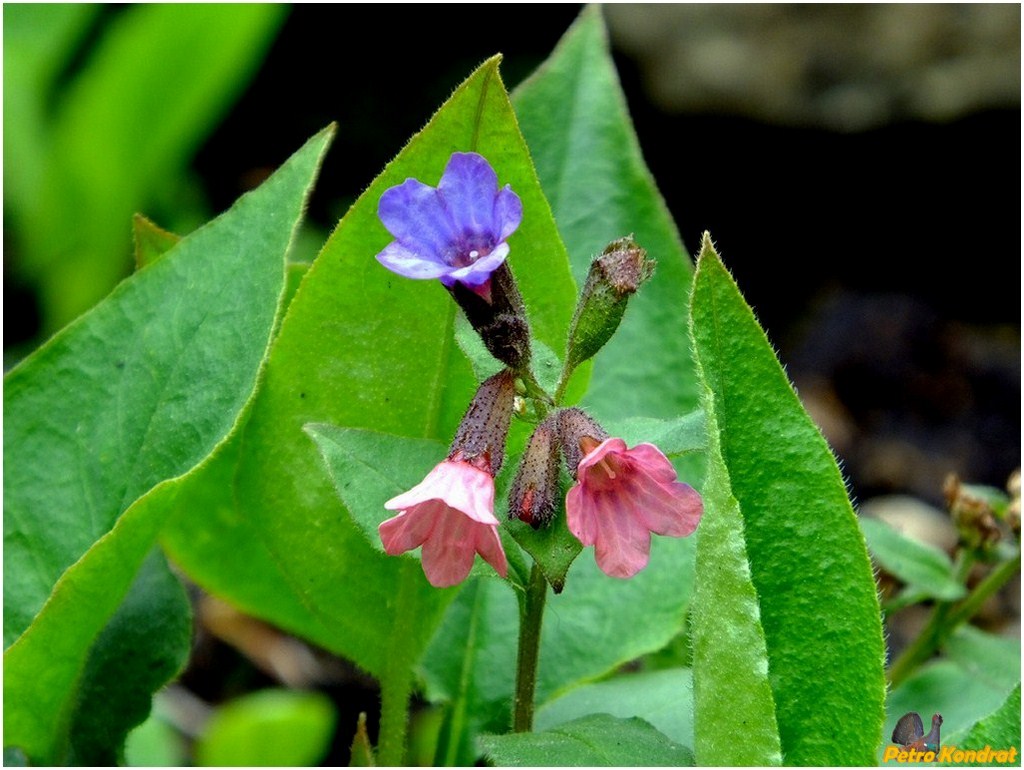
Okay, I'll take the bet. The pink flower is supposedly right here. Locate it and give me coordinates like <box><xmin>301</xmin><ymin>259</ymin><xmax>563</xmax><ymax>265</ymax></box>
<box><xmin>379</xmin><ymin>459</ymin><xmax>508</xmax><ymax>587</ymax></box>
<box><xmin>566</xmin><ymin>437</ymin><xmax>703</xmax><ymax>578</ymax></box>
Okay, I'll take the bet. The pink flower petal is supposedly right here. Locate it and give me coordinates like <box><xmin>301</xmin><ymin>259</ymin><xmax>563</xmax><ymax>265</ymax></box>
<box><xmin>420</xmin><ymin>506</ymin><xmax>479</xmax><ymax>587</ymax></box>
<box><xmin>624</xmin><ymin>443</ymin><xmax>679</xmax><ymax>484</ymax></box>
<box><xmin>565</xmin><ymin>435</ymin><xmax>703</xmax><ymax>579</ymax></box>
<box><xmin>590</xmin><ymin>491</ymin><xmax>652</xmax><ymax>578</ymax></box>
<box><xmin>378</xmin><ymin>500</ymin><xmax>438</xmax><ymax>554</ymax></box>
<box><xmin>384</xmin><ymin>461</ymin><xmax>497</xmax><ymax>525</ymax></box>
<box><xmin>379</xmin><ymin>459</ymin><xmax>507</xmax><ymax>587</ymax></box>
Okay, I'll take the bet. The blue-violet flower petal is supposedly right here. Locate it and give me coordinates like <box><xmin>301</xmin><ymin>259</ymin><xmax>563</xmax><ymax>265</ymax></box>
<box><xmin>376</xmin><ymin>152</ymin><xmax>522</xmax><ymax>288</ymax></box>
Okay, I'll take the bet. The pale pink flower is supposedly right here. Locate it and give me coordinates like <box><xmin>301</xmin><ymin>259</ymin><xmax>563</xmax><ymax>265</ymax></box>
<box><xmin>379</xmin><ymin>459</ymin><xmax>508</xmax><ymax>587</ymax></box>
<box><xmin>566</xmin><ymin>437</ymin><xmax>703</xmax><ymax>578</ymax></box>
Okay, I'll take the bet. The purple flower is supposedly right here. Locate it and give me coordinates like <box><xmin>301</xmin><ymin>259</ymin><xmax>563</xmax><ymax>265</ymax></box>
<box><xmin>377</xmin><ymin>152</ymin><xmax>523</xmax><ymax>291</ymax></box>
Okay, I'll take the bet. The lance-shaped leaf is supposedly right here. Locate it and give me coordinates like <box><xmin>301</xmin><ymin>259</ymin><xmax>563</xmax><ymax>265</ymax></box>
<box><xmin>689</xmin><ymin>233</ymin><xmax>886</xmax><ymax>764</ymax></box>
<box><xmin>690</xmin><ymin>387</ymin><xmax>782</xmax><ymax>765</ymax></box>
<box><xmin>2</xmin><ymin>127</ymin><xmax>332</xmax><ymax>763</ymax></box>
<box><xmin>513</xmin><ymin>5</ymin><xmax>699</xmax><ymax>421</ymax></box>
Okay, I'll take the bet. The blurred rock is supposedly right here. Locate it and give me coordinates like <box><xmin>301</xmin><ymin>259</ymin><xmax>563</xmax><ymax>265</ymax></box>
<box><xmin>859</xmin><ymin>494</ymin><xmax>958</xmax><ymax>553</ymax></box>
<box><xmin>606</xmin><ymin>4</ymin><xmax>1020</xmax><ymax>130</ymax></box>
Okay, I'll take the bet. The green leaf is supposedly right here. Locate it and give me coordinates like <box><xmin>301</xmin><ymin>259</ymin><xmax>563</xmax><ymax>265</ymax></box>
<box><xmin>689</xmin><ymin>234</ymin><xmax>886</xmax><ymax>764</ymax></box>
<box><xmin>943</xmin><ymin>626</ymin><xmax>1021</xmax><ymax>689</ymax></box>
<box><xmin>480</xmin><ymin>713</ymin><xmax>694</xmax><ymax>767</ymax></box>
<box><xmin>421</xmin><ymin>535</ymin><xmax>697</xmax><ymax>741</ymax></box>
<box><xmin>194</xmin><ymin>690</ymin><xmax>337</xmax><ymax>767</ymax></box>
<box><xmin>428</xmin><ymin>580</ymin><xmax>494</xmax><ymax>767</ymax></box>
<box><xmin>308</xmin><ymin>425</ymin><xmax>531</xmax><ymax>591</ymax></box>
<box><xmin>513</xmin><ymin>5</ymin><xmax>699</xmax><ymax>421</ymax></box>
<box><xmin>66</xmin><ymin>549</ymin><xmax>191</xmax><ymax>765</ymax></box>
<box><xmin>18</xmin><ymin>4</ymin><xmax>286</xmax><ymax>330</ymax></box>
<box><xmin>939</xmin><ymin>684</ymin><xmax>1021</xmax><ymax>766</ymax></box>
<box><xmin>860</xmin><ymin>517</ymin><xmax>966</xmax><ymax>601</ymax></box>
<box><xmin>132</xmin><ymin>213</ymin><xmax>181</xmax><ymax>269</ymax></box>
<box><xmin>349</xmin><ymin>712</ymin><xmax>377</xmax><ymax>767</ymax></box>
<box><xmin>535</xmin><ymin>668</ymin><xmax>694</xmax><ymax>749</ymax></box>
<box><xmin>2</xmin><ymin>4</ymin><xmax>98</xmax><ymax>213</ymax></box>
<box><xmin>606</xmin><ymin>412</ymin><xmax>706</xmax><ymax>458</ymax></box>
<box><xmin>690</xmin><ymin>389</ymin><xmax>782</xmax><ymax>765</ymax></box>
<box><xmin>2</xmin><ymin>128</ymin><xmax>333</xmax><ymax>764</ymax></box>
<box><xmin>161</xmin><ymin>57</ymin><xmax>581</xmax><ymax>680</ymax></box>
<box><xmin>124</xmin><ymin>699</ymin><xmax>187</xmax><ymax>767</ymax></box>
<box><xmin>503</xmin><ymin>502</ymin><xmax>582</xmax><ymax>594</ymax></box>
<box><xmin>305</xmin><ymin>425</ymin><xmax>449</xmax><ymax>550</ymax></box>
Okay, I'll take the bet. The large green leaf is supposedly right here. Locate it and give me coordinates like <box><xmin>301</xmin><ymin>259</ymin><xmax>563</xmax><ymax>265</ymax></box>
<box><xmin>513</xmin><ymin>5</ymin><xmax>699</xmax><ymax>421</ymax></box>
<box><xmin>535</xmin><ymin>668</ymin><xmax>694</xmax><ymax>749</ymax></box>
<box><xmin>66</xmin><ymin>549</ymin><xmax>192</xmax><ymax>765</ymax></box>
<box><xmin>480</xmin><ymin>713</ymin><xmax>694</xmax><ymax>767</ymax></box>
<box><xmin>161</xmin><ymin>57</ymin><xmax>581</xmax><ymax>678</ymax></box>
<box><xmin>689</xmin><ymin>234</ymin><xmax>886</xmax><ymax>764</ymax></box>
<box><xmin>690</xmin><ymin>390</ymin><xmax>782</xmax><ymax>765</ymax></box>
<box><xmin>13</xmin><ymin>4</ymin><xmax>285</xmax><ymax>331</ymax></box>
<box><xmin>2</xmin><ymin>128</ymin><xmax>332</xmax><ymax>763</ymax></box>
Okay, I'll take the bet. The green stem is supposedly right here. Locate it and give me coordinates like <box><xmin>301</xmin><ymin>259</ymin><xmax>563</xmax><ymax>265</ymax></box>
<box><xmin>552</xmin><ymin>363</ymin><xmax>574</xmax><ymax>406</ymax></box>
<box><xmin>377</xmin><ymin>562</ymin><xmax>421</xmax><ymax>765</ymax></box>
<box><xmin>887</xmin><ymin>549</ymin><xmax>1019</xmax><ymax>688</ymax></box>
<box><xmin>512</xmin><ymin>563</ymin><xmax>548</xmax><ymax>732</ymax></box>
<box><xmin>519</xmin><ymin>368</ymin><xmax>553</xmax><ymax>408</ymax></box>
<box><xmin>945</xmin><ymin>549</ymin><xmax>1020</xmax><ymax>631</ymax></box>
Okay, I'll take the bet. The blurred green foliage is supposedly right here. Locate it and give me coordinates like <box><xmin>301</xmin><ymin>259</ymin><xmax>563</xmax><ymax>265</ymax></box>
<box><xmin>3</xmin><ymin>4</ymin><xmax>286</xmax><ymax>337</ymax></box>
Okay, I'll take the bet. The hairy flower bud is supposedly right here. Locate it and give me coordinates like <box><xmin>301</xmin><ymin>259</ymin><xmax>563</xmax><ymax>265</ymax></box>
<box><xmin>557</xmin><ymin>407</ymin><xmax>610</xmax><ymax>479</ymax></box>
<box><xmin>509</xmin><ymin>416</ymin><xmax>562</xmax><ymax>528</ymax></box>
<box><xmin>449</xmin><ymin>369</ymin><xmax>517</xmax><ymax>476</ymax></box>
<box><xmin>448</xmin><ymin>262</ymin><xmax>532</xmax><ymax>372</ymax></box>
<box><xmin>565</xmin><ymin>236</ymin><xmax>655</xmax><ymax>372</ymax></box>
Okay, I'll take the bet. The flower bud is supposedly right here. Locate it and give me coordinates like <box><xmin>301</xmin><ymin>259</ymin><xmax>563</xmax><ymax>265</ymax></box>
<box><xmin>509</xmin><ymin>416</ymin><xmax>562</xmax><ymax>528</ymax></box>
<box><xmin>565</xmin><ymin>236</ymin><xmax>655</xmax><ymax>371</ymax></box>
<box><xmin>449</xmin><ymin>369</ymin><xmax>517</xmax><ymax>476</ymax></box>
<box><xmin>557</xmin><ymin>407</ymin><xmax>610</xmax><ymax>480</ymax></box>
<box><xmin>448</xmin><ymin>262</ymin><xmax>532</xmax><ymax>372</ymax></box>
<box><xmin>944</xmin><ymin>473</ymin><xmax>1002</xmax><ymax>552</ymax></box>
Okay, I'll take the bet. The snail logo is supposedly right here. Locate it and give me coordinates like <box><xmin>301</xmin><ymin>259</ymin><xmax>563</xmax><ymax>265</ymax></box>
<box><xmin>892</xmin><ymin>712</ymin><xmax>943</xmax><ymax>753</ymax></box>
<box><xmin>883</xmin><ymin>710</ymin><xmax>1019</xmax><ymax>764</ymax></box>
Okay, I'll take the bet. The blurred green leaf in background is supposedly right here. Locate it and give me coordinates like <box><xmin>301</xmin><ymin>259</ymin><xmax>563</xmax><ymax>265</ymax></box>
<box><xmin>3</xmin><ymin>4</ymin><xmax>286</xmax><ymax>339</ymax></box>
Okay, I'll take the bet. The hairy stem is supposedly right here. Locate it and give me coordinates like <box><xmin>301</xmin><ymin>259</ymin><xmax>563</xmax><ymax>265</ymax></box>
<box><xmin>377</xmin><ymin>561</ymin><xmax>421</xmax><ymax>765</ymax></box>
<box><xmin>512</xmin><ymin>563</ymin><xmax>548</xmax><ymax>732</ymax></box>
